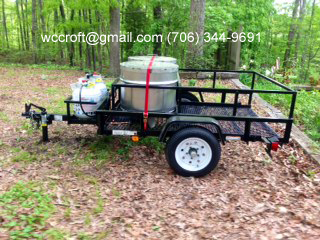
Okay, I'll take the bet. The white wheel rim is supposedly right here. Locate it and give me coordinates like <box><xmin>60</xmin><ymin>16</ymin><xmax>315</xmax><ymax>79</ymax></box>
<box><xmin>175</xmin><ymin>137</ymin><xmax>212</xmax><ymax>172</ymax></box>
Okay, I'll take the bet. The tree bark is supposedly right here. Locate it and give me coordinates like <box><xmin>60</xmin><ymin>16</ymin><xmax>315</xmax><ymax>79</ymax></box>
<box><xmin>59</xmin><ymin>3</ymin><xmax>67</xmax><ymax>63</ymax></box>
<box><xmin>305</xmin><ymin>0</ymin><xmax>316</xmax><ymax>81</ymax></box>
<box><xmin>54</xmin><ymin>9</ymin><xmax>58</xmax><ymax>33</ymax></box>
<box><xmin>186</xmin><ymin>0</ymin><xmax>206</xmax><ymax>67</ymax></box>
<box><xmin>69</xmin><ymin>9</ymin><xmax>75</xmax><ymax>66</ymax></box>
<box><xmin>96</xmin><ymin>10</ymin><xmax>103</xmax><ymax>73</ymax></box>
<box><xmin>16</xmin><ymin>0</ymin><xmax>25</xmax><ymax>51</ymax></box>
<box><xmin>25</xmin><ymin>0</ymin><xmax>31</xmax><ymax>51</ymax></box>
<box><xmin>32</xmin><ymin>0</ymin><xmax>38</xmax><ymax>63</ymax></box>
<box><xmin>1</xmin><ymin>0</ymin><xmax>9</xmax><ymax>48</ymax></box>
<box><xmin>294</xmin><ymin>0</ymin><xmax>306</xmax><ymax>61</ymax></box>
<box><xmin>83</xmin><ymin>9</ymin><xmax>91</xmax><ymax>69</ymax></box>
<box><xmin>283</xmin><ymin>0</ymin><xmax>300</xmax><ymax>69</ymax></box>
<box><xmin>78</xmin><ymin>10</ymin><xmax>83</xmax><ymax>69</ymax></box>
<box><xmin>153</xmin><ymin>4</ymin><xmax>162</xmax><ymax>55</ymax></box>
<box><xmin>20</xmin><ymin>0</ymin><xmax>29</xmax><ymax>50</ymax></box>
<box><xmin>38</xmin><ymin>0</ymin><xmax>46</xmax><ymax>34</ymax></box>
<box><xmin>89</xmin><ymin>9</ymin><xmax>96</xmax><ymax>71</ymax></box>
<box><xmin>109</xmin><ymin>0</ymin><xmax>121</xmax><ymax>77</ymax></box>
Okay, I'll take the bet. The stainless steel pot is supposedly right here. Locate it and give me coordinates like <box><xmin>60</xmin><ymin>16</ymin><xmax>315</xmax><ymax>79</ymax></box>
<box><xmin>120</xmin><ymin>61</ymin><xmax>179</xmax><ymax>112</ymax></box>
<box><xmin>128</xmin><ymin>56</ymin><xmax>177</xmax><ymax>64</ymax></box>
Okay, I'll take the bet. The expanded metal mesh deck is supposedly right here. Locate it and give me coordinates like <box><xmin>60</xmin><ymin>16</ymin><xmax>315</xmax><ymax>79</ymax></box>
<box><xmin>179</xmin><ymin>104</ymin><xmax>278</xmax><ymax>138</ymax></box>
<box><xmin>105</xmin><ymin>104</ymin><xmax>278</xmax><ymax>139</ymax></box>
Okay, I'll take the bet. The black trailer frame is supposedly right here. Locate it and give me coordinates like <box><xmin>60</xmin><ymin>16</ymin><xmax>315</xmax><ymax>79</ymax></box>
<box><xmin>23</xmin><ymin>69</ymin><xmax>297</xmax><ymax>153</ymax></box>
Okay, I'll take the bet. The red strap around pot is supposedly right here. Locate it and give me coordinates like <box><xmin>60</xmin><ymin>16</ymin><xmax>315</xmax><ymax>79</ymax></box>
<box><xmin>144</xmin><ymin>55</ymin><xmax>156</xmax><ymax>131</ymax></box>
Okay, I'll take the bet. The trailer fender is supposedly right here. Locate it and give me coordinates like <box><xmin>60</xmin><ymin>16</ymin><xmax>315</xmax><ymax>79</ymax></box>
<box><xmin>159</xmin><ymin>116</ymin><xmax>225</xmax><ymax>144</ymax></box>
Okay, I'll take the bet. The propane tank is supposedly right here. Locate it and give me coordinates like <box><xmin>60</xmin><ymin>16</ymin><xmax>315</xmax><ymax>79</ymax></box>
<box><xmin>95</xmin><ymin>78</ymin><xmax>108</xmax><ymax>96</ymax></box>
<box><xmin>71</xmin><ymin>80</ymin><xmax>108</xmax><ymax>119</ymax></box>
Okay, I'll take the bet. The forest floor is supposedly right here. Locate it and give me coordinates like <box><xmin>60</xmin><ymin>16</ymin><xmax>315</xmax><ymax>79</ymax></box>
<box><xmin>0</xmin><ymin>67</ymin><xmax>319</xmax><ymax>239</ymax></box>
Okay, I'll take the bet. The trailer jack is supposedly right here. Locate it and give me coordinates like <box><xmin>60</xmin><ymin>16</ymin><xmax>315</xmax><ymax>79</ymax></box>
<box><xmin>22</xmin><ymin>103</ymin><xmax>49</xmax><ymax>142</ymax></box>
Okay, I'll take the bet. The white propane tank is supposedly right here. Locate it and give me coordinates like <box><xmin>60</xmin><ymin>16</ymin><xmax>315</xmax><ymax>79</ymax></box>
<box><xmin>71</xmin><ymin>81</ymin><xmax>105</xmax><ymax>119</ymax></box>
<box><xmin>95</xmin><ymin>78</ymin><xmax>108</xmax><ymax>96</ymax></box>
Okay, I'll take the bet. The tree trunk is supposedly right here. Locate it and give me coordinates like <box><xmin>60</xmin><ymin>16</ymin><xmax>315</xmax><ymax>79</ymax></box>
<box><xmin>186</xmin><ymin>0</ymin><xmax>206</xmax><ymax>67</ymax></box>
<box><xmin>283</xmin><ymin>0</ymin><xmax>299</xmax><ymax>69</ymax></box>
<box><xmin>1</xmin><ymin>0</ymin><xmax>9</xmax><ymax>48</ymax></box>
<box><xmin>54</xmin><ymin>9</ymin><xmax>58</xmax><ymax>33</ymax></box>
<box><xmin>59</xmin><ymin>3</ymin><xmax>67</xmax><ymax>63</ymax></box>
<box><xmin>25</xmin><ymin>0</ymin><xmax>31</xmax><ymax>51</ymax></box>
<box><xmin>20</xmin><ymin>0</ymin><xmax>29</xmax><ymax>50</ymax></box>
<box><xmin>305</xmin><ymin>0</ymin><xmax>316</xmax><ymax>82</ymax></box>
<box><xmin>78</xmin><ymin>10</ymin><xmax>83</xmax><ymax>69</ymax></box>
<box><xmin>16</xmin><ymin>0</ymin><xmax>25</xmax><ymax>51</ymax></box>
<box><xmin>96</xmin><ymin>10</ymin><xmax>103</xmax><ymax>73</ymax></box>
<box><xmin>294</xmin><ymin>0</ymin><xmax>306</xmax><ymax>61</ymax></box>
<box><xmin>83</xmin><ymin>9</ymin><xmax>91</xmax><ymax>69</ymax></box>
<box><xmin>38</xmin><ymin>0</ymin><xmax>46</xmax><ymax>34</ymax></box>
<box><xmin>69</xmin><ymin>9</ymin><xmax>75</xmax><ymax>66</ymax></box>
<box><xmin>153</xmin><ymin>4</ymin><xmax>162</xmax><ymax>55</ymax></box>
<box><xmin>32</xmin><ymin>0</ymin><xmax>38</xmax><ymax>63</ymax></box>
<box><xmin>89</xmin><ymin>10</ymin><xmax>96</xmax><ymax>71</ymax></box>
<box><xmin>109</xmin><ymin>0</ymin><xmax>121</xmax><ymax>77</ymax></box>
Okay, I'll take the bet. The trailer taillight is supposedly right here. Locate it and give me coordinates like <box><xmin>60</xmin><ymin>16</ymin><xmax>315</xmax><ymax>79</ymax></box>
<box><xmin>271</xmin><ymin>142</ymin><xmax>279</xmax><ymax>151</ymax></box>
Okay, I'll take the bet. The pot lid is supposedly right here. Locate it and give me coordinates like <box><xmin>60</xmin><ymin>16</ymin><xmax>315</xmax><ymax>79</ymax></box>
<box><xmin>128</xmin><ymin>56</ymin><xmax>177</xmax><ymax>64</ymax></box>
<box><xmin>120</xmin><ymin>61</ymin><xmax>179</xmax><ymax>72</ymax></box>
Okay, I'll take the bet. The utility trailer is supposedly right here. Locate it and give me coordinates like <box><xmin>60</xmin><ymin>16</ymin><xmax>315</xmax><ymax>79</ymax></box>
<box><xmin>22</xmin><ymin>69</ymin><xmax>297</xmax><ymax>177</ymax></box>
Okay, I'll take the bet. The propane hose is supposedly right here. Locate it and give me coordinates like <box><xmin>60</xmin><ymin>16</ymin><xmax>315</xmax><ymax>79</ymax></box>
<box><xmin>79</xmin><ymin>84</ymin><xmax>95</xmax><ymax>118</ymax></box>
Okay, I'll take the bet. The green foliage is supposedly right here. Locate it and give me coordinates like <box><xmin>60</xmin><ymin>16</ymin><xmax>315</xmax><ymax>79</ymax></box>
<box><xmin>44</xmin><ymin>228</ymin><xmax>69</xmax><ymax>240</ymax></box>
<box><xmin>0</xmin><ymin>111</ymin><xmax>9</xmax><ymax>122</ymax></box>
<box><xmin>116</xmin><ymin>138</ymin><xmax>134</xmax><ymax>157</ymax></box>
<box><xmin>240</xmin><ymin>74</ymin><xmax>320</xmax><ymax>144</ymax></box>
<box><xmin>188</xmin><ymin>79</ymin><xmax>197</xmax><ymax>87</ymax></box>
<box><xmin>306</xmin><ymin>169</ymin><xmax>316</xmax><ymax>179</ymax></box>
<box><xmin>0</xmin><ymin>62</ymin><xmax>81</xmax><ymax>71</ymax></box>
<box><xmin>139</xmin><ymin>136</ymin><xmax>164</xmax><ymax>153</ymax></box>
<box><xmin>21</xmin><ymin>121</ymin><xmax>36</xmax><ymax>134</ymax></box>
<box><xmin>0</xmin><ymin>181</ymin><xmax>55</xmax><ymax>239</ymax></box>
<box><xmin>12</xmin><ymin>150</ymin><xmax>37</xmax><ymax>163</ymax></box>
<box><xmin>0</xmin><ymin>0</ymin><xmax>319</xmax><ymax>77</ymax></box>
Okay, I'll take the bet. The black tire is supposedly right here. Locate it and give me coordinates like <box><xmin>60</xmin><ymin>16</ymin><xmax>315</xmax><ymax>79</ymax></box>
<box><xmin>180</xmin><ymin>92</ymin><xmax>199</xmax><ymax>102</ymax></box>
<box><xmin>165</xmin><ymin>127</ymin><xmax>221</xmax><ymax>177</ymax></box>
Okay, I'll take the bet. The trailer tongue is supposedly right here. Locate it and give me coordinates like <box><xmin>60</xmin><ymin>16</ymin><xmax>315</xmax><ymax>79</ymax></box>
<box><xmin>22</xmin><ymin>57</ymin><xmax>297</xmax><ymax>177</ymax></box>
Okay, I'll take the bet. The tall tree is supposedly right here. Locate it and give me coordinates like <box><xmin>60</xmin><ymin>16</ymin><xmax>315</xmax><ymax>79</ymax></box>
<box><xmin>283</xmin><ymin>0</ymin><xmax>300</xmax><ymax>69</ymax></box>
<box><xmin>294</xmin><ymin>0</ymin><xmax>306</xmax><ymax>61</ymax></box>
<box><xmin>1</xmin><ymin>0</ymin><xmax>9</xmax><ymax>48</ymax></box>
<box><xmin>109</xmin><ymin>0</ymin><xmax>121</xmax><ymax>76</ymax></box>
<box><xmin>69</xmin><ymin>9</ymin><xmax>75</xmax><ymax>66</ymax></box>
<box><xmin>38</xmin><ymin>0</ymin><xmax>45</xmax><ymax>35</ymax></box>
<box><xmin>153</xmin><ymin>3</ymin><xmax>162</xmax><ymax>55</ymax></box>
<box><xmin>24</xmin><ymin>0</ymin><xmax>31</xmax><ymax>51</ymax></box>
<box><xmin>31</xmin><ymin>0</ymin><xmax>38</xmax><ymax>63</ymax></box>
<box><xmin>16</xmin><ymin>0</ymin><xmax>25</xmax><ymax>51</ymax></box>
<box><xmin>186</xmin><ymin>0</ymin><xmax>206</xmax><ymax>67</ymax></box>
<box><xmin>78</xmin><ymin>10</ymin><xmax>83</xmax><ymax>69</ymax></box>
<box><xmin>305</xmin><ymin>0</ymin><xmax>318</xmax><ymax>81</ymax></box>
<box><xmin>89</xmin><ymin>9</ymin><xmax>96</xmax><ymax>71</ymax></box>
<box><xmin>96</xmin><ymin>10</ymin><xmax>103</xmax><ymax>73</ymax></box>
<box><xmin>83</xmin><ymin>9</ymin><xmax>91</xmax><ymax>69</ymax></box>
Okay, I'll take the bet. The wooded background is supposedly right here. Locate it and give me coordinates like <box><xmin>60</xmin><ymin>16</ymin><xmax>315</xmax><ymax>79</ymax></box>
<box><xmin>0</xmin><ymin>0</ymin><xmax>319</xmax><ymax>82</ymax></box>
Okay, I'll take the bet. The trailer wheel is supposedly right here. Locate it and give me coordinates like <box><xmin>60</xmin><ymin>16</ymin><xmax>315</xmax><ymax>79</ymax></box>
<box><xmin>166</xmin><ymin>128</ymin><xmax>221</xmax><ymax>177</ymax></box>
<box><xmin>180</xmin><ymin>92</ymin><xmax>199</xmax><ymax>102</ymax></box>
